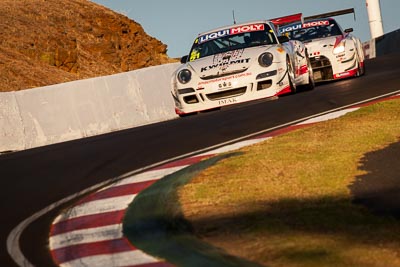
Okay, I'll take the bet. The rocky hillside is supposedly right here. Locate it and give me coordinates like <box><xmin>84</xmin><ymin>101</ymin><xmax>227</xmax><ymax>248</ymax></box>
<box><xmin>0</xmin><ymin>0</ymin><xmax>176</xmax><ymax>92</ymax></box>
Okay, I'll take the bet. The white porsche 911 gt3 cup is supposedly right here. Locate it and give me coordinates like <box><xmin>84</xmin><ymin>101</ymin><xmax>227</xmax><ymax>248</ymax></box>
<box><xmin>171</xmin><ymin>20</ymin><xmax>315</xmax><ymax>116</ymax></box>
<box><xmin>279</xmin><ymin>9</ymin><xmax>365</xmax><ymax>82</ymax></box>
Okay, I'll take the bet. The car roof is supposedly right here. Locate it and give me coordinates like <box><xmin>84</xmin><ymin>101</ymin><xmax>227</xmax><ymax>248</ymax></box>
<box><xmin>197</xmin><ymin>20</ymin><xmax>272</xmax><ymax>36</ymax></box>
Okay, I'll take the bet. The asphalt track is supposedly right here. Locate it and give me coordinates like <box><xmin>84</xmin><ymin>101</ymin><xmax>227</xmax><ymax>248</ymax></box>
<box><xmin>1</xmin><ymin>53</ymin><xmax>400</xmax><ymax>267</ymax></box>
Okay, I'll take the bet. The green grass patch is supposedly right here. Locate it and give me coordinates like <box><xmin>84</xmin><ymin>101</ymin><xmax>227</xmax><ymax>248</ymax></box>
<box><xmin>179</xmin><ymin>98</ymin><xmax>400</xmax><ymax>267</ymax></box>
<box><xmin>123</xmin><ymin>154</ymin><xmax>264</xmax><ymax>267</ymax></box>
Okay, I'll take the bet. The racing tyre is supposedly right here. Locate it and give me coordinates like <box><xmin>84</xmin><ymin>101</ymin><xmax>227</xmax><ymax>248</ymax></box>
<box><xmin>303</xmin><ymin>55</ymin><xmax>315</xmax><ymax>90</ymax></box>
<box><xmin>359</xmin><ymin>61</ymin><xmax>366</xmax><ymax>76</ymax></box>
<box><xmin>355</xmin><ymin>55</ymin><xmax>365</xmax><ymax>77</ymax></box>
<box><xmin>286</xmin><ymin>57</ymin><xmax>296</xmax><ymax>94</ymax></box>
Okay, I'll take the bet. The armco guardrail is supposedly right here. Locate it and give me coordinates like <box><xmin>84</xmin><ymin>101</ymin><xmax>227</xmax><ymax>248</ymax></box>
<box><xmin>0</xmin><ymin>62</ymin><xmax>180</xmax><ymax>152</ymax></box>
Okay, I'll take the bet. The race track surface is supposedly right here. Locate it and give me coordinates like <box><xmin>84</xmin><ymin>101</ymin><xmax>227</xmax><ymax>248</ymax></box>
<box><xmin>1</xmin><ymin>53</ymin><xmax>400</xmax><ymax>267</ymax></box>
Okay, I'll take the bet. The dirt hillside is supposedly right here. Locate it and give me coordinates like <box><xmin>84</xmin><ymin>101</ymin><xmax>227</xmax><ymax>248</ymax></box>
<box><xmin>0</xmin><ymin>0</ymin><xmax>176</xmax><ymax>92</ymax></box>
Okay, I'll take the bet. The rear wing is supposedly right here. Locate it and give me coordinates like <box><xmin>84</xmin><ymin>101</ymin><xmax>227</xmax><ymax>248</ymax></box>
<box><xmin>270</xmin><ymin>13</ymin><xmax>303</xmax><ymax>26</ymax></box>
<box><xmin>270</xmin><ymin>8</ymin><xmax>356</xmax><ymax>27</ymax></box>
<box><xmin>304</xmin><ymin>8</ymin><xmax>356</xmax><ymax>21</ymax></box>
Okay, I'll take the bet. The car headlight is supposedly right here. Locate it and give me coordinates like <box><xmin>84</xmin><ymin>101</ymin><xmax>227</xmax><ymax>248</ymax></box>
<box><xmin>333</xmin><ymin>40</ymin><xmax>346</xmax><ymax>54</ymax></box>
<box><xmin>258</xmin><ymin>52</ymin><xmax>274</xmax><ymax>67</ymax></box>
<box><xmin>177</xmin><ymin>69</ymin><xmax>192</xmax><ymax>84</ymax></box>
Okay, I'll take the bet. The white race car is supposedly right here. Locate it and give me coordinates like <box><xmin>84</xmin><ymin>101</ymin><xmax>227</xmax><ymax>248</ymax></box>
<box><xmin>171</xmin><ymin>19</ymin><xmax>314</xmax><ymax>116</ymax></box>
<box><xmin>279</xmin><ymin>9</ymin><xmax>365</xmax><ymax>82</ymax></box>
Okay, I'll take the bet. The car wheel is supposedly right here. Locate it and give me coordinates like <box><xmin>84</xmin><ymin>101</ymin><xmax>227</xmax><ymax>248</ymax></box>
<box><xmin>356</xmin><ymin>61</ymin><xmax>361</xmax><ymax>77</ymax></box>
<box><xmin>304</xmin><ymin>54</ymin><xmax>315</xmax><ymax>90</ymax></box>
<box><xmin>360</xmin><ymin>60</ymin><xmax>366</xmax><ymax>76</ymax></box>
<box><xmin>355</xmin><ymin>54</ymin><xmax>365</xmax><ymax>77</ymax></box>
<box><xmin>287</xmin><ymin>57</ymin><xmax>296</xmax><ymax>93</ymax></box>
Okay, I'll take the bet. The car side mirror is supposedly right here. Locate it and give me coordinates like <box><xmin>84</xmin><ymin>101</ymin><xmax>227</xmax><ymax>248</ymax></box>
<box><xmin>344</xmin><ymin>28</ymin><xmax>353</xmax><ymax>33</ymax></box>
<box><xmin>180</xmin><ymin>55</ymin><xmax>189</xmax><ymax>64</ymax></box>
<box><xmin>278</xmin><ymin>35</ymin><xmax>290</xmax><ymax>43</ymax></box>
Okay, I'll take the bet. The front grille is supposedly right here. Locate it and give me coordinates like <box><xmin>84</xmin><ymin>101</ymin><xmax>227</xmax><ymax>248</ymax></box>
<box><xmin>310</xmin><ymin>56</ymin><xmax>331</xmax><ymax>70</ymax></box>
<box><xmin>206</xmin><ymin>87</ymin><xmax>247</xmax><ymax>100</ymax></box>
<box><xmin>183</xmin><ymin>95</ymin><xmax>199</xmax><ymax>104</ymax></box>
<box><xmin>200</xmin><ymin>69</ymin><xmax>248</xmax><ymax>80</ymax></box>
<box><xmin>178</xmin><ymin>88</ymin><xmax>195</xmax><ymax>94</ymax></box>
<box><xmin>257</xmin><ymin>80</ymin><xmax>272</xmax><ymax>90</ymax></box>
<box><xmin>310</xmin><ymin>56</ymin><xmax>333</xmax><ymax>81</ymax></box>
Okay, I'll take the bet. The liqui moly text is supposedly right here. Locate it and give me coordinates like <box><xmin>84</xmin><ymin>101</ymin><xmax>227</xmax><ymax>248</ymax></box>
<box><xmin>198</xmin><ymin>24</ymin><xmax>265</xmax><ymax>44</ymax></box>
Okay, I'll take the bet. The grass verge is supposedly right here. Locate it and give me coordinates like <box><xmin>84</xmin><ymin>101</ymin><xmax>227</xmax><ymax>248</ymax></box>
<box><xmin>179</xmin><ymin>98</ymin><xmax>400</xmax><ymax>267</ymax></box>
<box><xmin>123</xmin><ymin>154</ymin><xmax>265</xmax><ymax>267</ymax></box>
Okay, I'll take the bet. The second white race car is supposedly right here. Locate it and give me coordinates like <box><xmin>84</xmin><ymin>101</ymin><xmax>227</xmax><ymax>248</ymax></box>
<box><xmin>279</xmin><ymin>8</ymin><xmax>365</xmax><ymax>82</ymax></box>
<box><xmin>171</xmin><ymin>19</ymin><xmax>314</xmax><ymax>116</ymax></box>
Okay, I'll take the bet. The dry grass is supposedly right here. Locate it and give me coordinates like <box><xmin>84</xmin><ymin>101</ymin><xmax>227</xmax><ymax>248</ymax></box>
<box><xmin>0</xmin><ymin>0</ymin><xmax>176</xmax><ymax>92</ymax></box>
<box><xmin>179</xmin><ymin>98</ymin><xmax>400</xmax><ymax>267</ymax></box>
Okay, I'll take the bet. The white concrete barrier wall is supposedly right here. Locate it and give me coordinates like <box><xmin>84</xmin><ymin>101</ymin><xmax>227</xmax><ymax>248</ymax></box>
<box><xmin>0</xmin><ymin>93</ymin><xmax>25</xmax><ymax>151</ymax></box>
<box><xmin>362</xmin><ymin>39</ymin><xmax>376</xmax><ymax>59</ymax></box>
<box><xmin>0</xmin><ymin>62</ymin><xmax>181</xmax><ymax>152</ymax></box>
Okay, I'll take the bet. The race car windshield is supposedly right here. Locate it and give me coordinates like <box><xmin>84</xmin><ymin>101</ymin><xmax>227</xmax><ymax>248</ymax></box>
<box><xmin>188</xmin><ymin>24</ymin><xmax>277</xmax><ymax>61</ymax></box>
<box><xmin>283</xmin><ymin>22</ymin><xmax>342</xmax><ymax>42</ymax></box>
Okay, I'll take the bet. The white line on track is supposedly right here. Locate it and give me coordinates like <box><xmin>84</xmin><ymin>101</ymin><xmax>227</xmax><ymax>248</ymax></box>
<box><xmin>297</xmin><ymin>107</ymin><xmax>360</xmax><ymax>125</ymax></box>
<box><xmin>50</xmin><ymin>224</ymin><xmax>123</xmax><ymax>250</ymax></box>
<box><xmin>54</xmin><ymin>195</ymin><xmax>136</xmax><ymax>222</ymax></box>
<box><xmin>59</xmin><ymin>250</ymin><xmax>158</xmax><ymax>267</ymax></box>
<box><xmin>198</xmin><ymin>137</ymin><xmax>271</xmax><ymax>155</ymax></box>
<box><xmin>112</xmin><ymin>165</ymin><xmax>188</xmax><ymax>187</ymax></box>
<box><xmin>7</xmin><ymin>89</ymin><xmax>400</xmax><ymax>266</ymax></box>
